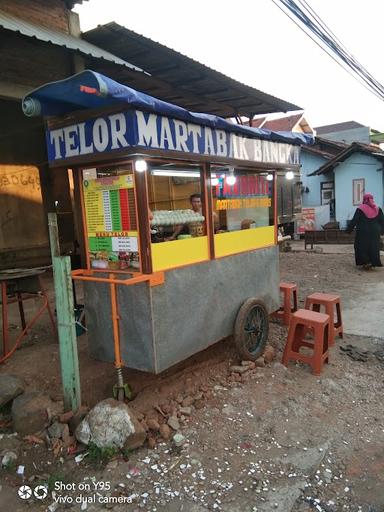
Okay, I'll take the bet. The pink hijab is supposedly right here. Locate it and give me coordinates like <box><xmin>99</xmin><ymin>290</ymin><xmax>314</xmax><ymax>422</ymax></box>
<box><xmin>358</xmin><ymin>193</ymin><xmax>379</xmax><ymax>218</ymax></box>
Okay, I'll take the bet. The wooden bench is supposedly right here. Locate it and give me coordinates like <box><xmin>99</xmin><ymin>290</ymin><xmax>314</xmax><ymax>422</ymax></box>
<box><xmin>304</xmin><ymin>229</ymin><xmax>355</xmax><ymax>250</ymax></box>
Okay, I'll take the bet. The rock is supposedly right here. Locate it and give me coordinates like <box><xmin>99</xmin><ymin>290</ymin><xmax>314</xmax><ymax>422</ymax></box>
<box><xmin>203</xmin><ymin>390</ymin><xmax>213</xmax><ymax>400</ymax></box>
<box><xmin>181</xmin><ymin>396</ymin><xmax>194</xmax><ymax>408</ymax></box>
<box><xmin>179</xmin><ymin>407</ymin><xmax>192</xmax><ymax>416</ymax></box>
<box><xmin>159</xmin><ymin>403</ymin><xmax>172</xmax><ymax>415</ymax></box>
<box><xmin>0</xmin><ymin>435</ymin><xmax>21</xmax><ymax>454</ymax></box>
<box><xmin>48</xmin><ymin>422</ymin><xmax>68</xmax><ymax>439</ymax></box>
<box><xmin>167</xmin><ymin>416</ymin><xmax>180</xmax><ymax>431</ymax></box>
<box><xmin>194</xmin><ymin>400</ymin><xmax>205</xmax><ymax>410</ymax></box>
<box><xmin>147</xmin><ymin>418</ymin><xmax>160</xmax><ymax>431</ymax></box>
<box><xmin>59</xmin><ymin>411</ymin><xmax>74</xmax><ymax>424</ymax></box>
<box><xmin>74</xmin><ymin>398</ymin><xmax>146</xmax><ymax>450</ymax></box>
<box><xmin>173</xmin><ymin>433</ymin><xmax>185</xmax><ymax>447</ymax></box>
<box><xmin>159</xmin><ymin>423</ymin><xmax>171</xmax><ymax>440</ymax></box>
<box><xmin>0</xmin><ymin>374</ymin><xmax>25</xmax><ymax>408</ymax></box>
<box><xmin>1</xmin><ymin>450</ymin><xmax>18</xmax><ymax>467</ymax></box>
<box><xmin>140</xmin><ymin>420</ymin><xmax>149</xmax><ymax>432</ymax></box>
<box><xmin>147</xmin><ymin>436</ymin><xmax>157</xmax><ymax>449</ymax></box>
<box><xmin>263</xmin><ymin>346</ymin><xmax>276</xmax><ymax>363</ymax></box>
<box><xmin>11</xmin><ymin>392</ymin><xmax>52</xmax><ymax>436</ymax></box>
<box><xmin>230</xmin><ymin>372</ymin><xmax>242</xmax><ymax>382</ymax></box>
<box><xmin>272</xmin><ymin>362</ymin><xmax>288</xmax><ymax>372</ymax></box>
<box><xmin>175</xmin><ymin>394</ymin><xmax>184</xmax><ymax>404</ymax></box>
<box><xmin>255</xmin><ymin>357</ymin><xmax>266</xmax><ymax>368</ymax></box>
<box><xmin>230</xmin><ymin>365</ymin><xmax>250</xmax><ymax>374</ymax></box>
<box><xmin>69</xmin><ymin>405</ymin><xmax>89</xmax><ymax>433</ymax></box>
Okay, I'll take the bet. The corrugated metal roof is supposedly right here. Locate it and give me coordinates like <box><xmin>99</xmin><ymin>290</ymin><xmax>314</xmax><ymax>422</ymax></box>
<box><xmin>83</xmin><ymin>22</ymin><xmax>301</xmax><ymax>119</ymax></box>
<box><xmin>0</xmin><ymin>10</ymin><xmax>144</xmax><ymax>73</ymax></box>
<box><xmin>315</xmin><ymin>121</ymin><xmax>366</xmax><ymax>134</ymax></box>
<box><xmin>303</xmin><ymin>137</ymin><xmax>347</xmax><ymax>159</ymax></box>
<box><xmin>309</xmin><ymin>142</ymin><xmax>384</xmax><ymax>176</ymax></box>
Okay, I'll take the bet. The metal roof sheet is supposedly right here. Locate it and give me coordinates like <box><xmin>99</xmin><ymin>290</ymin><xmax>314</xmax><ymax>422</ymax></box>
<box><xmin>309</xmin><ymin>142</ymin><xmax>384</xmax><ymax>176</ymax></box>
<box><xmin>315</xmin><ymin>121</ymin><xmax>366</xmax><ymax>134</ymax></box>
<box><xmin>0</xmin><ymin>10</ymin><xmax>144</xmax><ymax>73</ymax></box>
<box><xmin>83</xmin><ymin>22</ymin><xmax>301</xmax><ymax>119</ymax></box>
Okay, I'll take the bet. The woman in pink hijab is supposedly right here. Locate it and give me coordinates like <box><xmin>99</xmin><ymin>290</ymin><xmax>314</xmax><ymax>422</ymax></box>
<box><xmin>346</xmin><ymin>193</ymin><xmax>384</xmax><ymax>268</ymax></box>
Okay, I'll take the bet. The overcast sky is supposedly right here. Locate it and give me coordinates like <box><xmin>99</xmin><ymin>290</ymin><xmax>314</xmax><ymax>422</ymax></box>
<box><xmin>74</xmin><ymin>0</ymin><xmax>384</xmax><ymax>132</ymax></box>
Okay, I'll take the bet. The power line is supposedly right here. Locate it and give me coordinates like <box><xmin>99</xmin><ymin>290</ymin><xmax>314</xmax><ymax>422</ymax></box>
<box><xmin>271</xmin><ymin>0</ymin><xmax>384</xmax><ymax>102</ymax></box>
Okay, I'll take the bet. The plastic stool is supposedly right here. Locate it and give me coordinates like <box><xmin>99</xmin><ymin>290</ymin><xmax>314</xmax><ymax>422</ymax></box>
<box><xmin>271</xmin><ymin>282</ymin><xmax>298</xmax><ymax>326</ymax></box>
<box><xmin>304</xmin><ymin>292</ymin><xmax>343</xmax><ymax>346</ymax></box>
<box><xmin>282</xmin><ymin>309</ymin><xmax>330</xmax><ymax>375</ymax></box>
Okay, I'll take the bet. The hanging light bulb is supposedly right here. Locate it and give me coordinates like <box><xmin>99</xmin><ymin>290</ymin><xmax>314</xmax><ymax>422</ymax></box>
<box><xmin>211</xmin><ymin>174</ymin><xmax>219</xmax><ymax>186</ymax></box>
<box><xmin>266</xmin><ymin>173</ymin><xmax>274</xmax><ymax>181</ymax></box>
<box><xmin>225</xmin><ymin>168</ymin><xmax>236</xmax><ymax>186</ymax></box>
<box><xmin>226</xmin><ymin>175</ymin><xmax>236</xmax><ymax>186</ymax></box>
<box><xmin>135</xmin><ymin>159</ymin><xmax>147</xmax><ymax>172</ymax></box>
<box><xmin>285</xmin><ymin>171</ymin><xmax>294</xmax><ymax>180</ymax></box>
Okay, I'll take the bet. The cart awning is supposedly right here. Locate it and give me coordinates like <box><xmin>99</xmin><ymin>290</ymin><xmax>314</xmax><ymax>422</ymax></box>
<box><xmin>22</xmin><ymin>70</ymin><xmax>314</xmax><ymax>146</ymax></box>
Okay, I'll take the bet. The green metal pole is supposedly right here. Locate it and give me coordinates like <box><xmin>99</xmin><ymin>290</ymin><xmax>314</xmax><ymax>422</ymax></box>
<box><xmin>48</xmin><ymin>213</ymin><xmax>81</xmax><ymax>412</ymax></box>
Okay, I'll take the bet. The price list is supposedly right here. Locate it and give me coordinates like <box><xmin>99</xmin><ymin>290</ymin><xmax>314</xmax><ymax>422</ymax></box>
<box><xmin>84</xmin><ymin>176</ymin><xmax>135</xmax><ymax>235</ymax></box>
<box><xmin>83</xmin><ymin>175</ymin><xmax>139</xmax><ymax>268</ymax></box>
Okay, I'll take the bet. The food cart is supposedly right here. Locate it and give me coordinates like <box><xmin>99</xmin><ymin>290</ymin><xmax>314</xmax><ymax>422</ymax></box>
<box><xmin>23</xmin><ymin>71</ymin><xmax>312</xmax><ymax>398</ymax></box>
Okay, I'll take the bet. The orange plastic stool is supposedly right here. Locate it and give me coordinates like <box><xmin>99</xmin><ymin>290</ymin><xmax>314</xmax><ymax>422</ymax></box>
<box><xmin>271</xmin><ymin>282</ymin><xmax>298</xmax><ymax>326</ymax></box>
<box><xmin>304</xmin><ymin>292</ymin><xmax>343</xmax><ymax>346</ymax></box>
<box><xmin>282</xmin><ymin>309</ymin><xmax>330</xmax><ymax>375</ymax></box>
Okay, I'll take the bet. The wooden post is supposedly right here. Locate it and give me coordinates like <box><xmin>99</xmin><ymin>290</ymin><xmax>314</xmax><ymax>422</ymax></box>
<box><xmin>48</xmin><ymin>213</ymin><xmax>81</xmax><ymax>412</ymax></box>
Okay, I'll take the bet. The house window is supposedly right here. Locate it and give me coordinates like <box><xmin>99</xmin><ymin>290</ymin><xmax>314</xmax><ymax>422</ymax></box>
<box><xmin>352</xmin><ymin>179</ymin><xmax>365</xmax><ymax>206</ymax></box>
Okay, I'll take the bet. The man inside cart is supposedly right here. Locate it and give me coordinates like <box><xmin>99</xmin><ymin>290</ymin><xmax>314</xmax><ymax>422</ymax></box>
<box><xmin>165</xmin><ymin>194</ymin><xmax>204</xmax><ymax>240</ymax></box>
<box><xmin>166</xmin><ymin>193</ymin><xmax>219</xmax><ymax>240</ymax></box>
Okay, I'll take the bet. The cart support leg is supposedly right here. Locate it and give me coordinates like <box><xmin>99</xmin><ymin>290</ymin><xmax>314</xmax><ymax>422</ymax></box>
<box><xmin>110</xmin><ymin>280</ymin><xmax>132</xmax><ymax>401</ymax></box>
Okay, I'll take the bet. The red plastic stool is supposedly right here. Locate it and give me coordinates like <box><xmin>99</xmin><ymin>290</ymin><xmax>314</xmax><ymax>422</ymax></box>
<box><xmin>304</xmin><ymin>292</ymin><xmax>343</xmax><ymax>346</ymax></box>
<box><xmin>282</xmin><ymin>309</ymin><xmax>330</xmax><ymax>375</ymax></box>
<box><xmin>271</xmin><ymin>282</ymin><xmax>298</xmax><ymax>326</ymax></box>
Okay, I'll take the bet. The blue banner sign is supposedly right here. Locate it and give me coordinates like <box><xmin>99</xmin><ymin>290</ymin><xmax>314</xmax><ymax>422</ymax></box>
<box><xmin>47</xmin><ymin>109</ymin><xmax>300</xmax><ymax>165</ymax></box>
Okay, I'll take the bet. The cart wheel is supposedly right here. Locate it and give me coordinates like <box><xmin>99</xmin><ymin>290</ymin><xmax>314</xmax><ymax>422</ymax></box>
<box><xmin>234</xmin><ymin>299</ymin><xmax>269</xmax><ymax>361</ymax></box>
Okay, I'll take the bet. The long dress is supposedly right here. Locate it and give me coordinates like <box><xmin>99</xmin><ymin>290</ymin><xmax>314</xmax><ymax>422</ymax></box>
<box><xmin>346</xmin><ymin>207</ymin><xmax>384</xmax><ymax>266</ymax></box>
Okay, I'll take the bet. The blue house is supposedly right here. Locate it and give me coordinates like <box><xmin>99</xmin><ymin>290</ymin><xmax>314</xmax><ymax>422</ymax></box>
<box><xmin>308</xmin><ymin>142</ymin><xmax>384</xmax><ymax>228</ymax></box>
<box><xmin>300</xmin><ymin>138</ymin><xmax>346</xmax><ymax>218</ymax></box>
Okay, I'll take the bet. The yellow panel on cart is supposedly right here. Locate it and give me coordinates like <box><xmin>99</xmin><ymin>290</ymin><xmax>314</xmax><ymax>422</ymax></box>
<box><xmin>151</xmin><ymin>236</ymin><xmax>209</xmax><ymax>272</ymax></box>
<box><xmin>214</xmin><ymin>226</ymin><xmax>275</xmax><ymax>258</ymax></box>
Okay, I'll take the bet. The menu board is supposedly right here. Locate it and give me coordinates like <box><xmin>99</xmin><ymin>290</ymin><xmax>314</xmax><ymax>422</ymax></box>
<box><xmin>83</xmin><ymin>174</ymin><xmax>139</xmax><ymax>270</ymax></box>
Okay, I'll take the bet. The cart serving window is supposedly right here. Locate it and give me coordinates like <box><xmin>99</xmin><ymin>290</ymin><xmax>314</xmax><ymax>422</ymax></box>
<box><xmin>22</xmin><ymin>71</ymin><xmax>313</xmax><ymax>382</ymax></box>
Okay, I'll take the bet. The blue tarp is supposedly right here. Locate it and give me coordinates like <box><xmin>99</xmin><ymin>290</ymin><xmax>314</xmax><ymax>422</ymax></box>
<box><xmin>22</xmin><ymin>70</ymin><xmax>314</xmax><ymax>146</ymax></box>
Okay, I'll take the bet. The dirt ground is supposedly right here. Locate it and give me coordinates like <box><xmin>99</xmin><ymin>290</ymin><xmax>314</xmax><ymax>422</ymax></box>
<box><xmin>1</xmin><ymin>249</ymin><xmax>384</xmax><ymax>512</ymax></box>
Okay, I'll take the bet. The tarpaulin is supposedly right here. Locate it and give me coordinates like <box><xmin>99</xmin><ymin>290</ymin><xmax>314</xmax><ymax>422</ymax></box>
<box><xmin>22</xmin><ymin>70</ymin><xmax>314</xmax><ymax>145</ymax></box>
